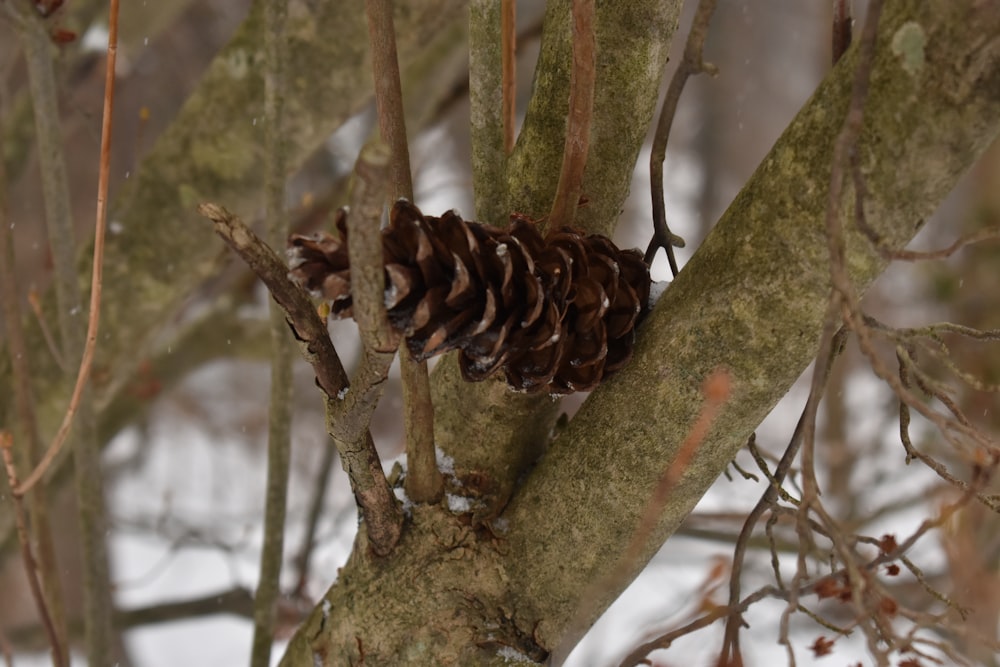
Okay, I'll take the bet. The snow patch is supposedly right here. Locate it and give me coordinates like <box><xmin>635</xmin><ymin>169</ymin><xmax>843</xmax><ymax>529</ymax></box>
<box><xmin>648</xmin><ymin>280</ymin><xmax>669</xmax><ymax>309</ymax></box>
<box><xmin>446</xmin><ymin>494</ymin><xmax>472</xmax><ymax>514</ymax></box>
<box><xmin>435</xmin><ymin>446</ymin><xmax>455</xmax><ymax>475</ymax></box>
<box><xmin>497</xmin><ymin>645</ymin><xmax>533</xmax><ymax>663</ymax></box>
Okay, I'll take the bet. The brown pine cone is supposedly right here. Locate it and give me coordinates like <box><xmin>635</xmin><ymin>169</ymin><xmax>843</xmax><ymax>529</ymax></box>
<box><xmin>288</xmin><ymin>200</ymin><xmax>650</xmax><ymax>394</ymax></box>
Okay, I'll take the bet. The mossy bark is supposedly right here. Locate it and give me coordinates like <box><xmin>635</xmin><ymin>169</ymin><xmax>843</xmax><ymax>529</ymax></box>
<box><xmin>502</xmin><ymin>0</ymin><xmax>1000</xmax><ymax>653</ymax></box>
<box><xmin>288</xmin><ymin>1</ymin><xmax>1000</xmax><ymax>663</ymax></box>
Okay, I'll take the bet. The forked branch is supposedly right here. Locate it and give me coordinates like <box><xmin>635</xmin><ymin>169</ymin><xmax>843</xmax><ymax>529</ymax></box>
<box><xmin>197</xmin><ymin>203</ymin><xmax>402</xmax><ymax>555</ymax></box>
<box><xmin>645</xmin><ymin>0</ymin><xmax>718</xmax><ymax>275</ymax></box>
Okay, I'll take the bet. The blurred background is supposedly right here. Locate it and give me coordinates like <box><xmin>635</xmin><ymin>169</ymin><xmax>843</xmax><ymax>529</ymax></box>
<box><xmin>1</xmin><ymin>0</ymin><xmax>998</xmax><ymax>665</ymax></box>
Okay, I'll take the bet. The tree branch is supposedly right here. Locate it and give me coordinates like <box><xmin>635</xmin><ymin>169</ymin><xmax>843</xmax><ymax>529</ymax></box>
<box><xmin>548</xmin><ymin>0</ymin><xmax>595</xmax><ymax>230</ymax></box>
<box><xmin>0</xmin><ymin>435</ymin><xmax>65</xmax><ymax>667</ymax></box>
<box><xmin>500</xmin><ymin>0</ymin><xmax>1000</xmax><ymax>652</ymax></box>
<box><xmin>9</xmin><ymin>0</ymin><xmax>120</xmax><ymax>662</ymax></box>
<box><xmin>469</xmin><ymin>0</ymin><xmax>508</xmax><ymax>225</ymax></box>
<box><xmin>366</xmin><ymin>0</ymin><xmax>442</xmax><ymax>506</ymax></box>
<box><xmin>645</xmin><ymin>0</ymin><xmax>718</xmax><ymax>273</ymax></box>
<box><xmin>196</xmin><ymin>203</ymin><xmax>402</xmax><ymax>556</ymax></box>
<box><xmin>250</xmin><ymin>0</ymin><xmax>293</xmax><ymax>662</ymax></box>
<box><xmin>0</xmin><ymin>94</ymin><xmax>67</xmax><ymax>659</ymax></box>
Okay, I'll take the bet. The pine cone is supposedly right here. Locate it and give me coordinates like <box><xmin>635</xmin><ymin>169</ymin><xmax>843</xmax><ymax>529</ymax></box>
<box><xmin>288</xmin><ymin>200</ymin><xmax>650</xmax><ymax>394</ymax></box>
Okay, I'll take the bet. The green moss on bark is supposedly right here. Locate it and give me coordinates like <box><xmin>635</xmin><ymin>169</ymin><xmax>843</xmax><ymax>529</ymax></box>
<box><xmin>501</xmin><ymin>0</ymin><xmax>1000</xmax><ymax>652</ymax></box>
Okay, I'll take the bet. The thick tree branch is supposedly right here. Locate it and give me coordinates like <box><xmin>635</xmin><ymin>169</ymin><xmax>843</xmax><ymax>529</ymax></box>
<box><xmin>501</xmin><ymin>0</ymin><xmax>1000</xmax><ymax>652</ymax></box>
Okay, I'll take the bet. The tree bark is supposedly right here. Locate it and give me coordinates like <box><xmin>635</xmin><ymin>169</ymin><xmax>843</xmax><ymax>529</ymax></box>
<box><xmin>285</xmin><ymin>1</ymin><xmax>1000</xmax><ymax>663</ymax></box>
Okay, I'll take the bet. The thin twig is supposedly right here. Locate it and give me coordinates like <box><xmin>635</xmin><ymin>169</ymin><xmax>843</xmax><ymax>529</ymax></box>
<box><xmin>365</xmin><ymin>0</ymin><xmax>441</xmax><ymax>507</ymax></box>
<box><xmin>618</xmin><ymin>585</ymin><xmax>780</xmax><ymax>667</ymax></box>
<box><xmin>548</xmin><ymin>0</ymin><xmax>595</xmax><ymax>230</ymax></box>
<box><xmin>501</xmin><ymin>0</ymin><xmax>516</xmax><ymax>154</ymax></box>
<box><xmin>645</xmin><ymin>0</ymin><xmax>718</xmax><ymax>274</ymax></box>
<box><xmin>832</xmin><ymin>0</ymin><xmax>853</xmax><ymax>64</ymax></box>
<box><xmin>1</xmin><ymin>434</ymin><xmax>66</xmax><ymax>667</ymax></box>
<box><xmin>0</xmin><ymin>123</ymin><xmax>68</xmax><ymax>661</ymax></box>
<box><xmin>250</xmin><ymin>0</ymin><xmax>293</xmax><ymax>662</ymax></box>
<box><xmin>197</xmin><ymin>204</ymin><xmax>403</xmax><ymax>555</ymax></box>
<box><xmin>872</xmin><ymin>226</ymin><xmax>1000</xmax><ymax>262</ymax></box>
<box><xmin>720</xmin><ymin>329</ymin><xmax>846</xmax><ymax>662</ymax></box>
<box><xmin>27</xmin><ymin>288</ymin><xmax>66</xmax><ymax>372</ymax></box>
<box><xmin>15</xmin><ymin>0</ymin><xmax>117</xmax><ymax>498</ymax></box>
<box><xmin>8</xmin><ymin>587</ymin><xmax>304</xmax><ymax>648</ymax></box>
<box><xmin>778</xmin><ymin>2</ymin><xmax>885</xmax><ymax>658</ymax></box>
<box><xmin>12</xmin><ymin>2</ymin><xmax>121</xmax><ymax>661</ymax></box>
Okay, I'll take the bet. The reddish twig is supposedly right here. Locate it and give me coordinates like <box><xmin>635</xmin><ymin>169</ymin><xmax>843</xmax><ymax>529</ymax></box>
<box><xmin>0</xmin><ymin>628</ymin><xmax>11</xmax><ymax>667</ymax></box>
<box><xmin>1</xmin><ymin>433</ymin><xmax>66</xmax><ymax>667</ymax></box>
<box><xmin>16</xmin><ymin>0</ymin><xmax>119</xmax><ymax>496</ymax></box>
<box><xmin>832</xmin><ymin>0</ymin><xmax>853</xmax><ymax>64</ymax></box>
<box><xmin>627</xmin><ymin>369</ymin><xmax>731</xmax><ymax>559</ymax></box>
<box><xmin>645</xmin><ymin>0</ymin><xmax>718</xmax><ymax>274</ymax></box>
<box><xmin>554</xmin><ymin>369</ymin><xmax>732</xmax><ymax>664</ymax></box>
<box><xmin>548</xmin><ymin>0</ymin><xmax>596</xmax><ymax>230</ymax></box>
<box><xmin>26</xmin><ymin>288</ymin><xmax>66</xmax><ymax>372</ymax></box>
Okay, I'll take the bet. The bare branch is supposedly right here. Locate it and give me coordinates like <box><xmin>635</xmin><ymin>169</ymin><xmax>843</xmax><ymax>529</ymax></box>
<box><xmin>645</xmin><ymin>0</ymin><xmax>718</xmax><ymax>274</ymax></box>
<box><xmin>366</xmin><ymin>0</ymin><xmax>414</xmax><ymax>201</ymax></box>
<box><xmin>365</xmin><ymin>0</ymin><xmax>441</xmax><ymax>508</ymax></box>
<box><xmin>291</xmin><ymin>439</ymin><xmax>339</xmax><ymax>597</ymax></box>
<box><xmin>0</xmin><ymin>434</ymin><xmax>66</xmax><ymax>667</ymax></box>
<box><xmin>197</xmin><ymin>203</ymin><xmax>402</xmax><ymax>556</ymax></box>
<box><xmin>548</xmin><ymin>0</ymin><xmax>596</xmax><ymax>230</ymax></box>
<box><xmin>250</xmin><ymin>0</ymin><xmax>294</xmax><ymax>662</ymax></box>
<box><xmin>345</xmin><ymin>140</ymin><xmax>396</xmax><ymax>353</ymax></box>
<box><xmin>0</xmin><ymin>107</ymin><xmax>68</xmax><ymax>660</ymax></box>
<box><xmin>832</xmin><ymin>0</ymin><xmax>853</xmax><ymax>64</ymax></box>
<box><xmin>721</xmin><ymin>329</ymin><xmax>847</xmax><ymax>662</ymax></box>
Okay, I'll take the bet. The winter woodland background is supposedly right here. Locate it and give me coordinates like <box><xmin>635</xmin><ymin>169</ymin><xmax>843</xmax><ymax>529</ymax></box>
<box><xmin>1</xmin><ymin>0</ymin><xmax>999</xmax><ymax>665</ymax></box>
